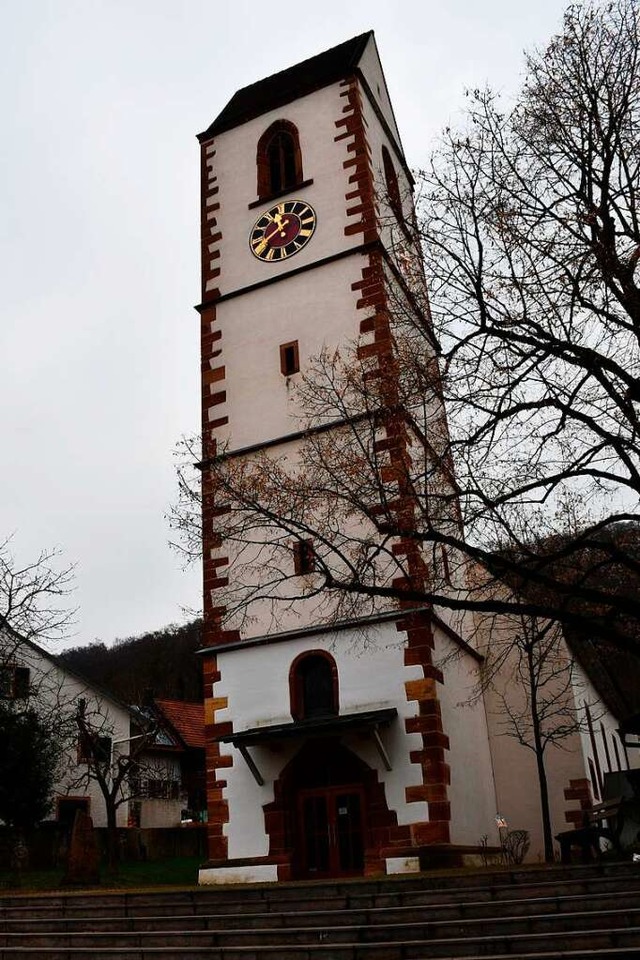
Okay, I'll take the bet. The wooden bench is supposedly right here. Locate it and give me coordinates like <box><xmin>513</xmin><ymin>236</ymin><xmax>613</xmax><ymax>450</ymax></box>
<box><xmin>556</xmin><ymin>797</ymin><xmax>625</xmax><ymax>864</ymax></box>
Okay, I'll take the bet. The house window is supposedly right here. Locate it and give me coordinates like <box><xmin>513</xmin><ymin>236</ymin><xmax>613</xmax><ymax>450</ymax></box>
<box><xmin>290</xmin><ymin>651</ymin><xmax>339</xmax><ymax>721</ymax></box>
<box><xmin>257</xmin><ymin>120</ymin><xmax>304</xmax><ymax>200</ymax></box>
<box><xmin>382</xmin><ymin>145</ymin><xmax>402</xmax><ymax>221</ymax></box>
<box><xmin>144</xmin><ymin>778</ymin><xmax>181</xmax><ymax>801</ymax></box>
<box><xmin>280</xmin><ymin>340</ymin><xmax>300</xmax><ymax>376</ymax></box>
<box><xmin>78</xmin><ymin>734</ymin><xmax>112</xmax><ymax>765</ymax></box>
<box><xmin>293</xmin><ymin>538</ymin><xmax>315</xmax><ymax>575</ymax></box>
<box><xmin>0</xmin><ymin>666</ymin><xmax>30</xmax><ymax>699</ymax></box>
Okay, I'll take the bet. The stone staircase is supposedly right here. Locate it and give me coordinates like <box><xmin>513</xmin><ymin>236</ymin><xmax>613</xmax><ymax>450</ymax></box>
<box><xmin>1</xmin><ymin>861</ymin><xmax>640</xmax><ymax>959</ymax></box>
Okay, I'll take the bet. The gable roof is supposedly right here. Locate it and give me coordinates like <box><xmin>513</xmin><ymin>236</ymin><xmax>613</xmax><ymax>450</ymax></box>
<box><xmin>155</xmin><ymin>698</ymin><xmax>205</xmax><ymax>749</ymax></box>
<box><xmin>199</xmin><ymin>31</ymin><xmax>373</xmax><ymax>141</ymax></box>
<box><xmin>0</xmin><ymin>624</ymin><xmax>135</xmax><ymax>718</ymax></box>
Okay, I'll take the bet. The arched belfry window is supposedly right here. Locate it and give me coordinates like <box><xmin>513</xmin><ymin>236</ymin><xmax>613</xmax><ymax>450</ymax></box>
<box><xmin>257</xmin><ymin>120</ymin><xmax>304</xmax><ymax>201</ymax></box>
<box><xmin>382</xmin><ymin>145</ymin><xmax>402</xmax><ymax>221</ymax></box>
<box><xmin>290</xmin><ymin>650</ymin><xmax>339</xmax><ymax>721</ymax></box>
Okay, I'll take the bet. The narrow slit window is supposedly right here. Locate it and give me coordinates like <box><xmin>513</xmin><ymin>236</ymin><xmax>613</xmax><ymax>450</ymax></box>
<box><xmin>280</xmin><ymin>340</ymin><xmax>300</xmax><ymax>376</ymax></box>
<box><xmin>441</xmin><ymin>545</ymin><xmax>451</xmax><ymax>584</ymax></box>
<box><xmin>382</xmin><ymin>145</ymin><xmax>402</xmax><ymax>221</ymax></box>
<box><xmin>293</xmin><ymin>538</ymin><xmax>315</xmax><ymax>575</ymax></box>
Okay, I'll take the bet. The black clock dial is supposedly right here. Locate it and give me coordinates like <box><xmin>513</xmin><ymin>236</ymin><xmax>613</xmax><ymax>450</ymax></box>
<box><xmin>250</xmin><ymin>200</ymin><xmax>317</xmax><ymax>262</ymax></box>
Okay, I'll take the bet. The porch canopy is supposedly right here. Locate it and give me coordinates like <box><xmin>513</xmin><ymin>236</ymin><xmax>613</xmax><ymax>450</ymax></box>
<box><xmin>215</xmin><ymin>707</ymin><xmax>398</xmax><ymax>785</ymax></box>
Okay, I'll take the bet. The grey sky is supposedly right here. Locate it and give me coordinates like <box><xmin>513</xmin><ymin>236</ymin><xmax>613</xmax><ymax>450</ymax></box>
<box><xmin>1</xmin><ymin>0</ymin><xmax>570</xmax><ymax>648</ymax></box>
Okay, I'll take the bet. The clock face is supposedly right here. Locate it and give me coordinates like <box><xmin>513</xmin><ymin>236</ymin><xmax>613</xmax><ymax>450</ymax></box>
<box><xmin>250</xmin><ymin>200</ymin><xmax>317</xmax><ymax>262</ymax></box>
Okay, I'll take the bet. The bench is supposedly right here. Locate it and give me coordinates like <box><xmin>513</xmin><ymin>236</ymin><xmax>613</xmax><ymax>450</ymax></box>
<box><xmin>556</xmin><ymin>797</ymin><xmax>625</xmax><ymax>864</ymax></box>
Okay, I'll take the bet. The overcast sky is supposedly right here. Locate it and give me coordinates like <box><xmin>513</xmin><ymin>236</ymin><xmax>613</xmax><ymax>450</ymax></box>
<box><xmin>1</xmin><ymin>0</ymin><xmax>570</xmax><ymax>649</ymax></box>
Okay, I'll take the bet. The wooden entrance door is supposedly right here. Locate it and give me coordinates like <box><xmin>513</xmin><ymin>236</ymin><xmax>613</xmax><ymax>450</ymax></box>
<box><xmin>298</xmin><ymin>785</ymin><xmax>365</xmax><ymax>878</ymax></box>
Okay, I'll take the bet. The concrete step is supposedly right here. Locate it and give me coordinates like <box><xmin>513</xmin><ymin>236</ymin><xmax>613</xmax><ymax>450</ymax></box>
<box><xmin>3</xmin><ymin>903</ymin><xmax>640</xmax><ymax>942</ymax></box>
<box><xmin>0</xmin><ymin>929</ymin><xmax>640</xmax><ymax>959</ymax></box>
<box><xmin>2</xmin><ymin>868</ymin><xmax>640</xmax><ymax>920</ymax></box>
<box><xmin>4</xmin><ymin>888</ymin><xmax>640</xmax><ymax>933</ymax></box>
<box><xmin>3</xmin><ymin>910</ymin><xmax>640</xmax><ymax>950</ymax></box>
<box><xmin>0</xmin><ymin>863</ymin><xmax>639</xmax><ymax>959</ymax></box>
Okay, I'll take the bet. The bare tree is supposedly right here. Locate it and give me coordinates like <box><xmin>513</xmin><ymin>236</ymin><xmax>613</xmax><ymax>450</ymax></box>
<box><xmin>418</xmin><ymin>0</ymin><xmax>640</xmax><ymax>627</ymax></box>
<box><xmin>71</xmin><ymin>702</ymin><xmax>179</xmax><ymax>873</ymax></box>
<box><xmin>170</xmin><ymin>1</ymin><xmax>640</xmax><ymax>654</ymax></box>
<box><xmin>0</xmin><ymin>537</ymin><xmax>75</xmax><ymax>647</ymax></box>
<box><xmin>477</xmin><ymin>614</ymin><xmax>584</xmax><ymax>862</ymax></box>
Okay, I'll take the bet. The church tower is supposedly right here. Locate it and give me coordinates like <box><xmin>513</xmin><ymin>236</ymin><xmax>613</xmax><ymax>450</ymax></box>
<box><xmin>196</xmin><ymin>33</ymin><xmax>499</xmax><ymax>883</ymax></box>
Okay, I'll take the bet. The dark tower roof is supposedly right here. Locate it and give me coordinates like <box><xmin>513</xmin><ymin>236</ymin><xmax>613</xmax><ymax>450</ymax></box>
<box><xmin>198</xmin><ymin>31</ymin><xmax>373</xmax><ymax>141</ymax></box>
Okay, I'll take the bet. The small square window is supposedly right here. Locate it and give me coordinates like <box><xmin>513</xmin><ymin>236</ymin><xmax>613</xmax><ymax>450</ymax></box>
<box><xmin>280</xmin><ymin>341</ymin><xmax>300</xmax><ymax>377</ymax></box>
<box><xmin>78</xmin><ymin>734</ymin><xmax>112</xmax><ymax>765</ymax></box>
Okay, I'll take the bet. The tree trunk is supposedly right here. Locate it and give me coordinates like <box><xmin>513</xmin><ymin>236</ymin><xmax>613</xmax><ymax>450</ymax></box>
<box><xmin>105</xmin><ymin>803</ymin><xmax>119</xmax><ymax>876</ymax></box>
<box><xmin>528</xmin><ymin>648</ymin><xmax>555</xmax><ymax>862</ymax></box>
<box><xmin>534</xmin><ymin>736</ymin><xmax>554</xmax><ymax>862</ymax></box>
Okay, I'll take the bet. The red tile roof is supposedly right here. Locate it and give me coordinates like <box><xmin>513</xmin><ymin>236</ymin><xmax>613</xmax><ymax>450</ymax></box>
<box><xmin>155</xmin><ymin>699</ymin><xmax>205</xmax><ymax>749</ymax></box>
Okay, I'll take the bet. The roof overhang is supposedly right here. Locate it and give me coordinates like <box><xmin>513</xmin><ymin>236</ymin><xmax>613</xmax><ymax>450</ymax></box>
<box><xmin>218</xmin><ymin>707</ymin><xmax>398</xmax><ymax>785</ymax></box>
<box><xmin>216</xmin><ymin>706</ymin><xmax>397</xmax><ymax>746</ymax></box>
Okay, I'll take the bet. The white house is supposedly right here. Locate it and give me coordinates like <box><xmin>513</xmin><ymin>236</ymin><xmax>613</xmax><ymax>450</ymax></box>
<box><xmin>0</xmin><ymin>629</ymin><xmax>190</xmax><ymax>833</ymax></box>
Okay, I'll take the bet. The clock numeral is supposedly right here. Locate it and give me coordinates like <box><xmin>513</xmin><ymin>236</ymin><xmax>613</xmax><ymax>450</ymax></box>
<box><xmin>265</xmin><ymin>248</ymin><xmax>276</xmax><ymax>261</ymax></box>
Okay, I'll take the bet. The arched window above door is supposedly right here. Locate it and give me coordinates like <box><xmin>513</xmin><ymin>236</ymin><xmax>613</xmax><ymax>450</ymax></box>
<box><xmin>289</xmin><ymin>650</ymin><xmax>339</xmax><ymax>721</ymax></box>
<box><xmin>257</xmin><ymin>120</ymin><xmax>304</xmax><ymax>201</ymax></box>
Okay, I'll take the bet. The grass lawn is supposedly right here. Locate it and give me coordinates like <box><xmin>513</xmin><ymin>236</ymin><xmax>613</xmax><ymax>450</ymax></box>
<box><xmin>0</xmin><ymin>856</ymin><xmax>202</xmax><ymax>893</ymax></box>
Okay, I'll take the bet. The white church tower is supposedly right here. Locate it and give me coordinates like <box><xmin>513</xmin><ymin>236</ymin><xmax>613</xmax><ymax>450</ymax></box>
<box><xmin>196</xmin><ymin>32</ymin><xmax>499</xmax><ymax>884</ymax></box>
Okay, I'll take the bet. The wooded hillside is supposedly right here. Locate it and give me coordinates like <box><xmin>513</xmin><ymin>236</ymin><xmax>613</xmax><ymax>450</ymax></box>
<box><xmin>59</xmin><ymin>620</ymin><xmax>203</xmax><ymax>703</ymax></box>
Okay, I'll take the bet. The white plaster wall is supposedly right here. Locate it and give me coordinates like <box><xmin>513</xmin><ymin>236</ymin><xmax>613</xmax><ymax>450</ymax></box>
<box><xmin>215</xmin><ymin>620</ymin><xmax>428</xmax><ymax>860</ymax></box>
<box><xmin>357</xmin><ymin>35</ymin><xmax>403</xmax><ymax>150</ymax></box>
<box><xmin>434</xmin><ymin>629</ymin><xmax>500</xmax><ymax>847</ymax></box>
<box><xmin>479</xmin><ymin>620</ymin><xmax>587</xmax><ymax>861</ymax></box>
<box><xmin>0</xmin><ymin>638</ymin><xmax>132</xmax><ymax>828</ymax></box>
<box><xmin>138</xmin><ymin>753</ymin><xmax>183</xmax><ymax>828</ymax></box>
<box><xmin>211</xmin><ymin>428</ymin><xmax>398</xmax><ymax>638</ymax></box>
<box><xmin>486</xmin><ymin>690</ymin><xmax>585</xmax><ymax>861</ymax></box>
<box><xmin>213</xmin><ymin>254</ymin><xmax>366</xmax><ymax>451</ymax></box>
<box><xmin>208</xmin><ymin>84</ymin><xmax>365</xmax><ymax>299</ymax></box>
<box><xmin>363</xmin><ymin>100</ymin><xmax>414</xmax><ymax>250</ymax></box>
